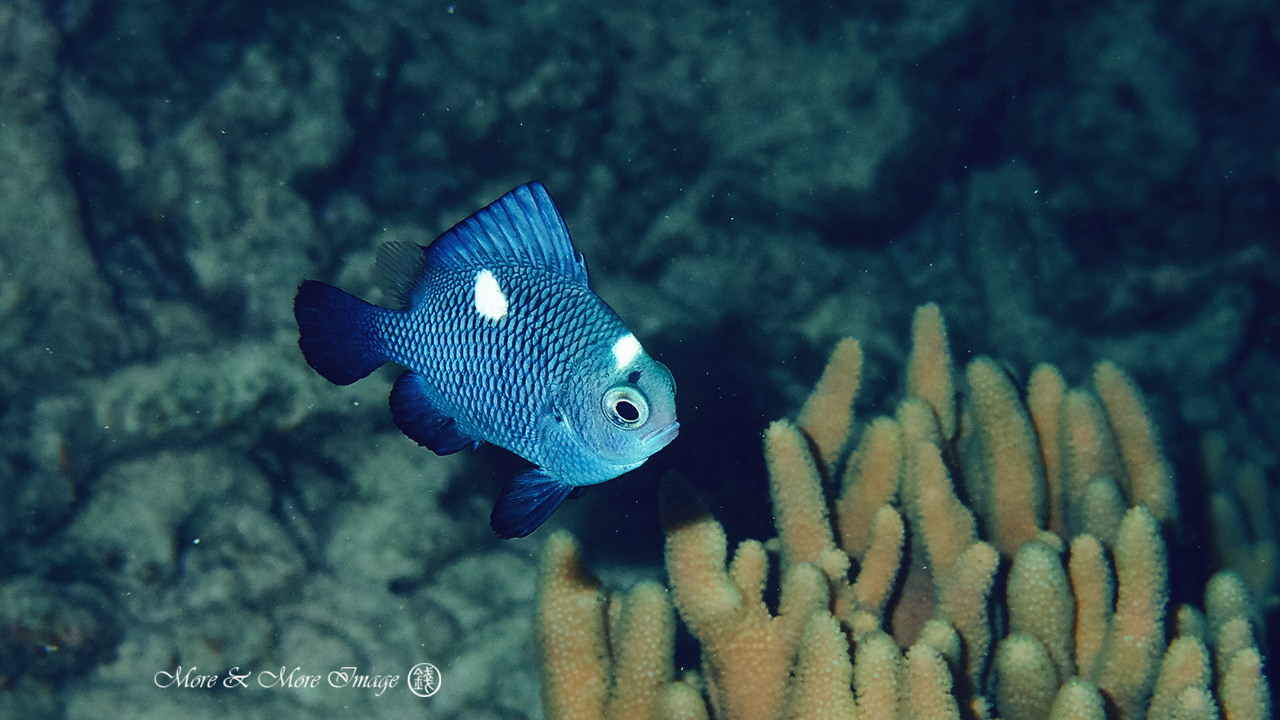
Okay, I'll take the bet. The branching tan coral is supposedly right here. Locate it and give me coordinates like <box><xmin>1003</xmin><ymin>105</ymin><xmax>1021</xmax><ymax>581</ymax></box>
<box><xmin>765</xmin><ymin>419</ymin><xmax>849</xmax><ymax>580</ymax></box>
<box><xmin>853</xmin><ymin>630</ymin><xmax>901</xmax><ymax>720</ymax></box>
<box><xmin>1093</xmin><ymin>362</ymin><xmax>1177</xmax><ymax>525</ymax></box>
<box><xmin>906</xmin><ymin>302</ymin><xmax>956</xmax><ymax>441</ymax></box>
<box><xmin>798</xmin><ymin>337</ymin><xmax>863</xmax><ymax>473</ymax></box>
<box><xmin>906</xmin><ymin>644</ymin><xmax>962</xmax><ymax>720</ymax></box>
<box><xmin>1201</xmin><ymin>432</ymin><xmax>1279</xmax><ymax>613</ymax></box>
<box><xmin>538</xmin><ymin>531</ymin><xmax>610</xmax><ymax>720</ymax></box>
<box><xmin>1068</xmin><ymin>534</ymin><xmax>1113</xmax><ymax>682</ymax></box>
<box><xmin>1027</xmin><ymin>364</ymin><xmax>1067</xmax><ymax>536</ymax></box>
<box><xmin>663</xmin><ymin>478</ymin><xmax>826</xmax><ymax>720</ymax></box>
<box><xmin>839</xmin><ymin>505</ymin><xmax>904</xmax><ymax>632</ymax></box>
<box><xmin>1148</xmin><ymin>637</ymin><xmax>1211</xmax><ymax>720</ymax></box>
<box><xmin>536</xmin><ymin>305</ymin><xmax>1273</xmax><ymax>720</ymax></box>
<box><xmin>836</xmin><ymin>417</ymin><xmax>902</xmax><ymax>561</ymax></box>
<box><xmin>961</xmin><ymin>355</ymin><xmax>1046</xmax><ymax>557</ymax></box>
<box><xmin>1058</xmin><ymin>389</ymin><xmax>1125</xmax><ymax>543</ymax></box>
<box><xmin>1093</xmin><ymin>507</ymin><xmax>1168</xmax><ymax>720</ymax></box>
<box><xmin>1008</xmin><ymin>540</ymin><xmax>1075</xmax><ymax>683</ymax></box>
<box><xmin>660</xmin><ymin>682</ymin><xmax>710</xmax><ymax>720</ymax></box>
<box><xmin>997</xmin><ymin>633</ymin><xmax>1060</xmax><ymax>720</ymax></box>
<box><xmin>1048</xmin><ymin>678</ymin><xmax>1106</xmax><ymax>720</ymax></box>
<box><xmin>790</xmin><ymin>612</ymin><xmax>858</xmax><ymax>719</ymax></box>
<box><xmin>935</xmin><ymin>539</ymin><xmax>999</xmax><ymax>692</ymax></box>
<box><xmin>538</xmin><ymin>530</ymin><xmax>676</xmax><ymax>720</ymax></box>
<box><xmin>914</xmin><ymin>442</ymin><xmax>977</xmax><ymax>580</ymax></box>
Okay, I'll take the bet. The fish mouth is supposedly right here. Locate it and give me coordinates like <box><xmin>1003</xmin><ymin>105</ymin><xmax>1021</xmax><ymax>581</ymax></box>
<box><xmin>642</xmin><ymin>421</ymin><xmax>680</xmax><ymax>451</ymax></box>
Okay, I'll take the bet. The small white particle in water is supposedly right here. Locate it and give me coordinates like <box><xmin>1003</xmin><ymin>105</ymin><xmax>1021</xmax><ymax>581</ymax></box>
<box><xmin>473</xmin><ymin>269</ymin><xmax>508</xmax><ymax>321</ymax></box>
<box><xmin>612</xmin><ymin>333</ymin><xmax>643</xmax><ymax>370</ymax></box>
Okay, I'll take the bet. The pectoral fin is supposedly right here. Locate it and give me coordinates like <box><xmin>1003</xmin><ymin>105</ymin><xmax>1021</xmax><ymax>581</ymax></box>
<box><xmin>490</xmin><ymin>470</ymin><xmax>574</xmax><ymax>539</ymax></box>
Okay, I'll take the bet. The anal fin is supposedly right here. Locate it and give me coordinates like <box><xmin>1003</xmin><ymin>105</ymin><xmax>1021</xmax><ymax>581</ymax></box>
<box><xmin>490</xmin><ymin>470</ymin><xmax>574</xmax><ymax>539</ymax></box>
<box><xmin>390</xmin><ymin>371</ymin><xmax>481</xmax><ymax>455</ymax></box>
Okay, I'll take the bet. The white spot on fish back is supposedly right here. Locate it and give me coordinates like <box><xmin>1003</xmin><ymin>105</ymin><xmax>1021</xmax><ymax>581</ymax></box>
<box><xmin>473</xmin><ymin>269</ymin><xmax>508</xmax><ymax>321</ymax></box>
<box><xmin>612</xmin><ymin>333</ymin><xmax>643</xmax><ymax>370</ymax></box>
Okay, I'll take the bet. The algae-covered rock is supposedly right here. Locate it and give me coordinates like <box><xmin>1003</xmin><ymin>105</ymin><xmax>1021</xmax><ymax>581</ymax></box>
<box><xmin>26</xmin><ymin>340</ymin><xmax>389</xmax><ymax>485</ymax></box>
<box><xmin>0</xmin><ymin>576</ymin><xmax>119</xmax><ymax>682</ymax></box>
<box><xmin>0</xmin><ymin>0</ymin><xmax>130</xmax><ymax>385</ymax></box>
<box><xmin>413</xmin><ymin>551</ymin><xmax>541</xmax><ymax>718</ymax></box>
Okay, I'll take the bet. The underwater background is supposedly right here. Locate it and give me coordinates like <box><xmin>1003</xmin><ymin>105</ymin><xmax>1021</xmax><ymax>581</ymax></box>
<box><xmin>0</xmin><ymin>0</ymin><xmax>1276</xmax><ymax>717</ymax></box>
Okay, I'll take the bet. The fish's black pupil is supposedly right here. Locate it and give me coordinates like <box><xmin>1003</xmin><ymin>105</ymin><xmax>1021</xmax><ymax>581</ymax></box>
<box><xmin>615</xmin><ymin>400</ymin><xmax>640</xmax><ymax>422</ymax></box>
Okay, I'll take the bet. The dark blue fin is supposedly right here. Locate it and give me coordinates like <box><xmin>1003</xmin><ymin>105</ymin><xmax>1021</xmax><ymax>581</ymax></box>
<box><xmin>490</xmin><ymin>469</ymin><xmax>574</xmax><ymax>539</ymax></box>
<box><xmin>424</xmin><ymin>182</ymin><xmax>589</xmax><ymax>283</ymax></box>
<box><xmin>374</xmin><ymin>241</ymin><xmax>430</xmax><ymax>310</ymax></box>
<box><xmin>390</xmin><ymin>371</ymin><xmax>482</xmax><ymax>455</ymax></box>
<box><xmin>294</xmin><ymin>280</ymin><xmax>388</xmax><ymax>385</ymax></box>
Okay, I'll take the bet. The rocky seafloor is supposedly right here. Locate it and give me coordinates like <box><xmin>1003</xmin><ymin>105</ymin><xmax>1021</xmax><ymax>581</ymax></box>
<box><xmin>0</xmin><ymin>0</ymin><xmax>1276</xmax><ymax>717</ymax></box>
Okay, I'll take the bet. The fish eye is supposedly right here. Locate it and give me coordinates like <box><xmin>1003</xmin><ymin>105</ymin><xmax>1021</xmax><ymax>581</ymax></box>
<box><xmin>602</xmin><ymin>386</ymin><xmax>649</xmax><ymax>429</ymax></box>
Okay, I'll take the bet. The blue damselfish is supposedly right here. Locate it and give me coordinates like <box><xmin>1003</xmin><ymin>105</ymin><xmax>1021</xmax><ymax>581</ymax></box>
<box><xmin>294</xmin><ymin>182</ymin><xmax>678</xmax><ymax>538</ymax></box>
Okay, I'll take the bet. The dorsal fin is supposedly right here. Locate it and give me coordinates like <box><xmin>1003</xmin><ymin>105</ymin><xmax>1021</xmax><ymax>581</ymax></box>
<box><xmin>424</xmin><ymin>182</ymin><xmax>588</xmax><ymax>282</ymax></box>
<box><xmin>374</xmin><ymin>241</ymin><xmax>429</xmax><ymax>309</ymax></box>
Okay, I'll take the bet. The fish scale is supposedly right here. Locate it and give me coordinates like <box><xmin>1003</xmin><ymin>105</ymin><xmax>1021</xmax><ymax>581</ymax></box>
<box><xmin>391</xmin><ymin>273</ymin><xmax>611</xmax><ymax>449</ymax></box>
<box><xmin>293</xmin><ymin>182</ymin><xmax>678</xmax><ymax>538</ymax></box>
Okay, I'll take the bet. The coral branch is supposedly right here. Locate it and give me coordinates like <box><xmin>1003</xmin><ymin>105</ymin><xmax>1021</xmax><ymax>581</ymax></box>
<box><xmin>536</xmin><ymin>305</ymin><xmax>1271</xmax><ymax>720</ymax></box>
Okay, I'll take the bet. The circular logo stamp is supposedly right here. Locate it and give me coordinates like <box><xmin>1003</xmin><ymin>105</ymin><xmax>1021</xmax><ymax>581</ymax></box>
<box><xmin>407</xmin><ymin>663</ymin><xmax>442</xmax><ymax>698</ymax></box>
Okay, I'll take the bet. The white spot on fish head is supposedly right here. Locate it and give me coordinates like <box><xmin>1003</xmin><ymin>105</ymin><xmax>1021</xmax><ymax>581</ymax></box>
<box><xmin>473</xmin><ymin>269</ymin><xmax>508</xmax><ymax>321</ymax></box>
<box><xmin>612</xmin><ymin>333</ymin><xmax>643</xmax><ymax>370</ymax></box>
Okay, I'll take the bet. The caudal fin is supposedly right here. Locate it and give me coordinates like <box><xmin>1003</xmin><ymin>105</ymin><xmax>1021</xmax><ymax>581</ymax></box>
<box><xmin>294</xmin><ymin>280</ymin><xmax>389</xmax><ymax>385</ymax></box>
